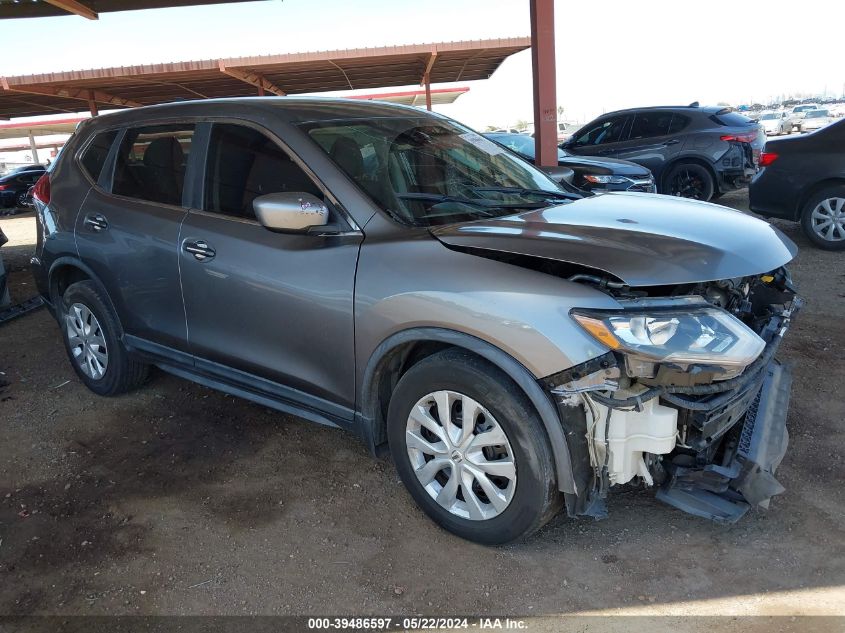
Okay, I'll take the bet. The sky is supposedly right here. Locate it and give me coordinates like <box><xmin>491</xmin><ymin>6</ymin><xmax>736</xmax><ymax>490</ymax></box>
<box><xmin>1</xmin><ymin>0</ymin><xmax>844</xmax><ymax>130</ymax></box>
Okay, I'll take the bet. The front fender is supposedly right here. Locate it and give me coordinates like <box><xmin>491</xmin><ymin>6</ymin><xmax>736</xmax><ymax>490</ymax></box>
<box><xmin>357</xmin><ymin>326</ymin><xmax>580</xmax><ymax>496</ymax></box>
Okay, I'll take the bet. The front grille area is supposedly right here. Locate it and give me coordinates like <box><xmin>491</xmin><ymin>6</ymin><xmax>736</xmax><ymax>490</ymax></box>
<box><xmin>627</xmin><ymin>179</ymin><xmax>656</xmax><ymax>193</ymax></box>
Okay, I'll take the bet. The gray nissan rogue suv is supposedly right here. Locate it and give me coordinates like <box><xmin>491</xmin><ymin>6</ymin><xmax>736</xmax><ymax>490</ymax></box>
<box><xmin>30</xmin><ymin>98</ymin><xmax>800</xmax><ymax>544</ymax></box>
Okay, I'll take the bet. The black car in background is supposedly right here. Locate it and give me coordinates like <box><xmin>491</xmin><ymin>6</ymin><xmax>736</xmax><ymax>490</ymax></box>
<box><xmin>0</xmin><ymin>168</ymin><xmax>45</xmax><ymax>209</ymax></box>
<box><xmin>484</xmin><ymin>132</ymin><xmax>655</xmax><ymax>193</ymax></box>
<box><xmin>561</xmin><ymin>105</ymin><xmax>765</xmax><ymax>201</ymax></box>
<box><xmin>750</xmin><ymin>119</ymin><xmax>845</xmax><ymax>250</ymax></box>
<box><xmin>4</xmin><ymin>164</ymin><xmax>45</xmax><ymax>175</ymax></box>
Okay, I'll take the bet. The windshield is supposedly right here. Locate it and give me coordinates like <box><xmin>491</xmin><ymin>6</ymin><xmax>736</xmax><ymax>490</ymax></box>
<box><xmin>760</xmin><ymin>113</ymin><xmax>779</xmax><ymax>120</ymax></box>
<box><xmin>795</xmin><ymin>105</ymin><xmax>817</xmax><ymax>112</ymax></box>
<box><xmin>297</xmin><ymin>117</ymin><xmax>574</xmax><ymax>227</ymax></box>
<box><xmin>805</xmin><ymin>110</ymin><xmax>829</xmax><ymax>118</ymax></box>
<box><xmin>485</xmin><ymin>133</ymin><xmax>568</xmax><ymax>162</ymax></box>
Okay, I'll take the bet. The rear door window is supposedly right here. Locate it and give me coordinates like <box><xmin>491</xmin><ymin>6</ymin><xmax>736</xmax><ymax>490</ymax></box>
<box><xmin>112</xmin><ymin>124</ymin><xmax>194</xmax><ymax>206</ymax></box>
<box><xmin>629</xmin><ymin>112</ymin><xmax>673</xmax><ymax>140</ymax></box>
<box><xmin>203</xmin><ymin>123</ymin><xmax>322</xmax><ymax>219</ymax></box>
<box><xmin>80</xmin><ymin>130</ymin><xmax>118</xmax><ymax>183</ymax></box>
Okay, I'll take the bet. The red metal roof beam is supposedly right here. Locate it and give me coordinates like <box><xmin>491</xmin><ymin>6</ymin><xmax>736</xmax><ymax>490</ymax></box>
<box><xmin>43</xmin><ymin>0</ymin><xmax>98</xmax><ymax>19</ymax></box>
<box><xmin>218</xmin><ymin>61</ymin><xmax>286</xmax><ymax>97</ymax></box>
<box><xmin>420</xmin><ymin>52</ymin><xmax>438</xmax><ymax>111</ymax></box>
<box><xmin>1</xmin><ymin>78</ymin><xmax>141</xmax><ymax>109</ymax></box>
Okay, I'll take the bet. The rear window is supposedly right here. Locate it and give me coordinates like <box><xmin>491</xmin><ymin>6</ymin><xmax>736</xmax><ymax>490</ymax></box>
<box><xmin>112</xmin><ymin>124</ymin><xmax>194</xmax><ymax>206</ymax></box>
<box><xmin>80</xmin><ymin>130</ymin><xmax>118</xmax><ymax>183</ymax></box>
<box><xmin>711</xmin><ymin>112</ymin><xmax>753</xmax><ymax>127</ymax></box>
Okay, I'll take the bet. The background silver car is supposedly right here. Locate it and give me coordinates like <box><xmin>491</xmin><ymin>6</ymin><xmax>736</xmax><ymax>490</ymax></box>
<box><xmin>759</xmin><ymin>111</ymin><xmax>792</xmax><ymax>135</ymax></box>
<box><xmin>800</xmin><ymin>109</ymin><xmax>833</xmax><ymax>132</ymax></box>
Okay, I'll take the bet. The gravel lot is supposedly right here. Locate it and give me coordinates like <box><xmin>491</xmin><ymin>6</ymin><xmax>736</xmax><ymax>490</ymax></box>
<box><xmin>0</xmin><ymin>192</ymin><xmax>843</xmax><ymax>622</ymax></box>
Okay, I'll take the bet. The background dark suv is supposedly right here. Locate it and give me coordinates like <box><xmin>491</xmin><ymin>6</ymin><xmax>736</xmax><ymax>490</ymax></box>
<box><xmin>561</xmin><ymin>105</ymin><xmax>765</xmax><ymax>201</ymax></box>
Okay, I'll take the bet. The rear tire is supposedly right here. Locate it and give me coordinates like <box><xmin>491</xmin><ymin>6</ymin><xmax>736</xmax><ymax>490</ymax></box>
<box><xmin>387</xmin><ymin>348</ymin><xmax>562</xmax><ymax>545</ymax></box>
<box><xmin>60</xmin><ymin>281</ymin><xmax>149</xmax><ymax>395</ymax></box>
<box><xmin>800</xmin><ymin>186</ymin><xmax>845</xmax><ymax>250</ymax></box>
<box><xmin>663</xmin><ymin>162</ymin><xmax>715</xmax><ymax>201</ymax></box>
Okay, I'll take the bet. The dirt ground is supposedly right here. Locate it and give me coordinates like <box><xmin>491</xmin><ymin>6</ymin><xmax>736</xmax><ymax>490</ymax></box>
<box><xmin>0</xmin><ymin>191</ymin><xmax>843</xmax><ymax>624</ymax></box>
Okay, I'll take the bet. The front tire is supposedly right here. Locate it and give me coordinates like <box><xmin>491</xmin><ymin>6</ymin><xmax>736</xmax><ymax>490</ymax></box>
<box><xmin>60</xmin><ymin>281</ymin><xmax>149</xmax><ymax>395</ymax></box>
<box><xmin>387</xmin><ymin>349</ymin><xmax>561</xmax><ymax>545</ymax></box>
<box><xmin>663</xmin><ymin>162</ymin><xmax>715</xmax><ymax>201</ymax></box>
<box><xmin>800</xmin><ymin>187</ymin><xmax>845</xmax><ymax>250</ymax></box>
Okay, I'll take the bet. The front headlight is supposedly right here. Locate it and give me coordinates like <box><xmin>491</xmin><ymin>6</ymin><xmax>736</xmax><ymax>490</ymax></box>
<box><xmin>583</xmin><ymin>174</ymin><xmax>630</xmax><ymax>185</ymax></box>
<box><xmin>571</xmin><ymin>307</ymin><xmax>765</xmax><ymax>373</ymax></box>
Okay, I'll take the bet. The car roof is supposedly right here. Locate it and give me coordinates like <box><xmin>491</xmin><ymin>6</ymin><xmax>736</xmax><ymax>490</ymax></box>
<box><xmin>81</xmin><ymin>96</ymin><xmax>443</xmax><ymax>131</ymax></box>
<box><xmin>599</xmin><ymin>105</ymin><xmax>726</xmax><ymax>117</ymax></box>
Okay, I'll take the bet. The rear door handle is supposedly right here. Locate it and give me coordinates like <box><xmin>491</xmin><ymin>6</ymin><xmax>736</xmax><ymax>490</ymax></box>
<box><xmin>83</xmin><ymin>213</ymin><xmax>109</xmax><ymax>232</ymax></box>
<box><xmin>183</xmin><ymin>239</ymin><xmax>216</xmax><ymax>261</ymax></box>
<box><xmin>663</xmin><ymin>139</ymin><xmax>681</xmax><ymax>146</ymax></box>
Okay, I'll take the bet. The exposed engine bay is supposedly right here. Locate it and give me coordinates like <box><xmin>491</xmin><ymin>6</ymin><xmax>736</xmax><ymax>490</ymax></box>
<box><xmin>549</xmin><ymin>267</ymin><xmax>800</xmax><ymax>523</ymax></box>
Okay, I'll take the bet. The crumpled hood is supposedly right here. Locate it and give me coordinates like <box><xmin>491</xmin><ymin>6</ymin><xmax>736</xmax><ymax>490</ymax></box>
<box><xmin>431</xmin><ymin>192</ymin><xmax>797</xmax><ymax>287</ymax></box>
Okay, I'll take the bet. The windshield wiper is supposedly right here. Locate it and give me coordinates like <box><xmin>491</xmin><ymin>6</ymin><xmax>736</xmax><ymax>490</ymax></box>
<box><xmin>471</xmin><ymin>186</ymin><xmax>581</xmax><ymax>200</ymax></box>
<box><xmin>396</xmin><ymin>192</ymin><xmax>546</xmax><ymax>210</ymax></box>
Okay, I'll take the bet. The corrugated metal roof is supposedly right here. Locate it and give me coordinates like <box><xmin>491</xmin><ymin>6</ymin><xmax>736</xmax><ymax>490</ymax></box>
<box><xmin>0</xmin><ymin>0</ymin><xmax>261</xmax><ymax>20</ymax></box>
<box><xmin>0</xmin><ymin>39</ymin><xmax>528</xmax><ymax>119</ymax></box>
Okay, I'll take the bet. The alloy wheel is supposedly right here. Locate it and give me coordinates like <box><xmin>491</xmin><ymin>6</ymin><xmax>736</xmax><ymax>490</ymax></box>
<box><xmin>65</xmin><ymin>303</ymin><xmax>109</xmax><ymax>380</ymax></box>
<box><xmin>16</xmin><ymin>192</ymin><xmax>31</xmax><ymax>208</ymax></box>
<box><xmin>670</xmin><ymin>169</ymin><xmax>707</xmax><ymax>199</ymax></box>
<box><xmin>810</xmin><ymin>197</ymin><xmax>845</xmax><ymax>243</ymax></box>
<box><xmin>405</xmin><ymin>390</ymin><xmax>516</xmax><ymax>521</ymax></box>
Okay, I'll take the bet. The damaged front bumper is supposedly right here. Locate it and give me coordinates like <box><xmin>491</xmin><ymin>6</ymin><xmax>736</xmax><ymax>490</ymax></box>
<box><xmin>549</xmin><ymin>298</ymin><xmax>799</xmax><ymax>525</ymax></box>
<box><xmin>655</xmin><ymin>359</ymin><xmax>791</xmax><ymax>523</ymax></box>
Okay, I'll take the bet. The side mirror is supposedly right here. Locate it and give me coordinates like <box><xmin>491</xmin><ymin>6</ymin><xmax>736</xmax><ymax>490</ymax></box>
<box><xmin>253</xmin><ymin>192</ymin><xmax>329</xmax><ymax>233</ymax></box>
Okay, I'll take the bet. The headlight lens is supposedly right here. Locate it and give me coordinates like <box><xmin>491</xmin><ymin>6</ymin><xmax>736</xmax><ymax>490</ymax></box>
<box><xmin>571</xmin><ymin>307</ymin><xmax>765</xmax><ymax>369</ymax></box>
<box><xmin>583</xmin><ymin>174</ymin><xmax>630</xmax><ymax>185</ymax></box>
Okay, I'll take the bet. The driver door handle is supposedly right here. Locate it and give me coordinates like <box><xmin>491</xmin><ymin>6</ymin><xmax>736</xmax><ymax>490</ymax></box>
<box><xmin>663</xmin><ymin>139</ymin><xmax>681</xmax><ymax>146</ymax></box>
<box><xmin>183</xmin><ymin>239</ymin><xmax>216</xmax><ymax>261</ymax></box>
<box><xmin>83</xmin><ymin>213</ymin><xmax>109</xmax><ymax>232</ymax></box>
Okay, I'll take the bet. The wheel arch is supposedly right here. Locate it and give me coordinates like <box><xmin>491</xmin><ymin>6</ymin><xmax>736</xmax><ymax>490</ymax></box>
<box><xmin>659</xmin><ymin>155</ymin><xmax>719</xmax><ymax>195</ymax></box>
<box><xmin>356</xmin><ymin>326</ymin><xmax>578</xmax><ymax>496</ymax></box>
<box><xmin>47</xmin><ymin>257</ymin><xmax>125</xmax><ymax>336</ymax></box>
<box><xmin>796</xmin><ymin>178</ymin><xmax>845</xmax><ymax>220</ymax></box>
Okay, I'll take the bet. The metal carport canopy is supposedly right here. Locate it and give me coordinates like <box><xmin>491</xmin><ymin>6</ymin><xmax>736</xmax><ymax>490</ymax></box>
<box><xmin>0</xmin><ymin>0</ymin><xmax>261</xmax><ymax>20</ymax></box>
<box><xmin>0</xmin><ymin>38</ymin><xmax>529</xmax><ymax>119</ymax></box>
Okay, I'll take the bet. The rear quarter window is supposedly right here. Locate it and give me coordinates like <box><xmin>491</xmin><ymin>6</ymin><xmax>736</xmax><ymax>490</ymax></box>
<box><xmin>711</xmin><ymin>112</ymin><xmax>754</xmax><ymax>127</ymax></box>
<box><xmin>80</xmin><ymin>130</ymin><xmax>118</xmax><ymax>183</ymax></box>
<box><xmin>668</xmin><ymin>114</ymin><xmax>690</xmax><ymax>134</ymax></box>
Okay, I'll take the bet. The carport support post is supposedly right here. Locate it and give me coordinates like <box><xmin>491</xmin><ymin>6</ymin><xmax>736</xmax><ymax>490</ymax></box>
<box><xmin>87</xmin><ymin>90</ymin><xmax>98</xmax><ymax>116</ymax></box>
<box><xmin>421</xmin><ymin>51</ymin><xmax>437</xmax><ymax>111</ymax></box>
<box><xmin>530</xmin><ymin>0</ymin><xmax>558</xmax><ymax>167</ymax></box>
<box><xmin>28</xmin><ymin>132</ymin><xmax>39</xmax><ymax>164</ymax></box>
